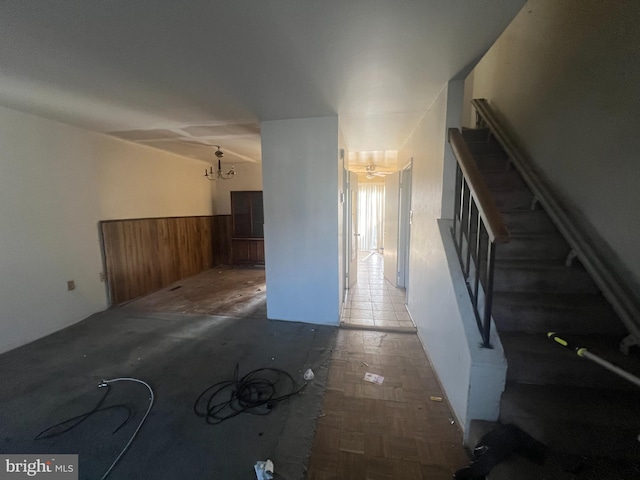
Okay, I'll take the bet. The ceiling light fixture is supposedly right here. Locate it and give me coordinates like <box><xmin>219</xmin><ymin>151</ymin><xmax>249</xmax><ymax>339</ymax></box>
<box><xmin>204</xmin><ymin>146</ymin><xmax>236</xmax><ymax>180</ymax></box>
<box><xmin>365</xmin><ymin>165</ymin><xmax>387</xmax><ymax>179</ymax></box>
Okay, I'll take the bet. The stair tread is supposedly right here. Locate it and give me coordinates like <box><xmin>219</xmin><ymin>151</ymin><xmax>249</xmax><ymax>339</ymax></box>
<box><xmin>501</xmin><ymin>384</ymin><xmax>640</xmax><ymax>458</ymax></box>
<box><xmin>468</xmin><ymin>420</ymin><xmax>640</xmax><ymax>480</ymax></box>
<box><xmin>501</xmin><ymin>330</ymin><xmax>626</xmax><ymax>345</ymax></box>
<box><xmin>489</xmin><ymin>185</ymin><xmax>531</xmax><ymax>192</ymax></box>
<box><xmin>471</xmin><ymin>232</ymin><xmax>564</xmax><ymax>240</ymax></box>
<box><xmin>493</xmin><ymin>291</ymin><xmax>618</xmax><ymax>316</ymax></box>
<box><xmin>506</xmin><ymin>232</ymin><xmax>565</xmax><ymax>240</ymax></box>
<box><xmin>495</xmin><ymin>259</ymin><xmax>583</xmax><ymax>270</ymax></box>
<box><xmin>500</xmin><ymin>331</ymin><xmax>640</xmax><ymax>389</ymax></box>
<box><xmin>482</xmin><ymin>171</ymin><xmax>526</xmax><ymax>190</ymax></box>
<box><xmin>468</xmin><ymin>232</ymin><xmax>570</xmax><ymax>261</ymax></box>
<box><xmin>494</xmin><ymin>291</ymin><xmax>610</xmax><ymax>306</ymax></box>
<box><xmin>501</xmin><ymin>383</ymin><xmax>640</xmax><ymax>428</ymax></box>
<box><xmin>500</xmin><ymin>331</ymin><xmax>639</xmax><ymax>370</ymax></box>
<box><xmin>486</xmin><ymin>450</ymin><xmax>640</xmax><ymax>480</ymax></box>
<box><xmin>492</xmin><ymin>291</ymin><xmax>627</xmax><ymax>335</ymax></box>
<box><xmin>493</xmin><ymin>259</ymin><xmax>599</xmax><ymax>294</ymax></box>
<box><xmin>502</xmin><ymin>210</ymin><xmax>559</xmax><ymax>234</ymax></box>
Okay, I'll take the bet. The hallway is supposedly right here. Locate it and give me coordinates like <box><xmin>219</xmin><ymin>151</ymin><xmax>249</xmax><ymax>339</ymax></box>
<box><xmin>341</xmin><ymin>252</ymin><xmax>416</xmax><ymax>332</ymax></box>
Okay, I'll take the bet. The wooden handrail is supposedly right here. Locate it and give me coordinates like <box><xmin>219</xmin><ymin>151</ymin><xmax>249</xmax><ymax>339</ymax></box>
<box><xmin>472</xmin><ymin>98</ymin><xmax>640</xmax><ymax>347</ymax></box>
<box><xmin>448</xmin><ymin>128</ymin><xmax>510</xmax><ymax>244</ymax></box>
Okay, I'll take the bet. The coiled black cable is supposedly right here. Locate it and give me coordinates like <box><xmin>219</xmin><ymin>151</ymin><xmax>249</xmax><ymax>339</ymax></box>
<box><xmin>193</xmin><ymin>364</ymin><xmax>306</xmax><ymax>425</ymax></box>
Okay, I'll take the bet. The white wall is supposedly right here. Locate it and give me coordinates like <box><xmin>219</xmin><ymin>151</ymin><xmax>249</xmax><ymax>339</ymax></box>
<box><xmin>0</xmin><ymin>105</ymin><xmax>214</xmax><ymax>353</ymax></box>
<box><xmin>464</xmin><ymin>0</ymin><xmax>640</xmax><ymax>292</ymax></box>
<box><xmin>261</xmin><ymin>116</ymin><xmax>341</xmax><ymax>325</ymax></box>
<box><xmin>99</xmin><ymin>137</ymin><xmax>214</xmax><ymax>220</ymax></box>
<box><xmin>402</xmin><ymin>84</ymin><xmax>506</xmax><ymax>437</ymax></box>
<box><xmin>213</xmin><ymin>162</ymin><xmax>263</xmax><ymax>215</ymax></box>
<box><xmin>383</xmin><ymin>172</ymin><xmax>400</xmax><ymax>285</ymax></box>
<box><xmin>441</xmin><ymin>81</ymin><xmax>464</xmax><ymax>219</ymax></box>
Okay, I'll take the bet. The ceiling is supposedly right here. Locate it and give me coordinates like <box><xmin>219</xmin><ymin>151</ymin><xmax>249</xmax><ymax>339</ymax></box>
<box><xmin>0</xmin><ymin>1</ymin><xmax>525</xmax><ymax>166</ymax></box>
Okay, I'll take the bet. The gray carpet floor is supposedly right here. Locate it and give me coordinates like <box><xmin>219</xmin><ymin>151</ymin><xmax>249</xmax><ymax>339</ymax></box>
<box><xmin>0</xmin><ymin>308</ymin><xmax>337</xmax><ymax>480</ymax></box>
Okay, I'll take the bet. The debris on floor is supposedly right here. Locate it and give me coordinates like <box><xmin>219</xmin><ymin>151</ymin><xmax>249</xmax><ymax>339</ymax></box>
<box><xmin>303</xmin><ymin>368</ymin><xmax>315</xmax><ymax>380</ymax></box>
<box><xmin>193</xmin><ymin>364</ymin><xmax>306</xmax><ymax>425</ymax></box>
<box><xmin>363</xmin><ymin>372</ymin><xmax>384</xmax><ymax>384</ymax></box>
<box><xmin>254</xmin><ymin>459</ymin><xmax>274</xmax><ymax>480</ymax></box>
<box><xmin>453</xmin><ymin>423</ymin><xmax>545</xmax><ymax>479</ymax></box>
<box><xmin>430</xmin><ymin>395</ymin><xmax>443</xmax><ymax>402</ymax></box>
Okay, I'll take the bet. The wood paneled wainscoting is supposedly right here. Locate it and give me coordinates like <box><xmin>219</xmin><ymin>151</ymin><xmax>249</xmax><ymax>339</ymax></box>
<box><xmin>231</xmin><ymin>238</ymin><xmax>265</xmax><ymax>266</ymax></box>
<box><xmin>101</xmin><ymin>215</ymin><xmax>232</xmax><ymax>305</ymax></box>
<box><xmin>213</xmin><ymin>215</ymin><xmax>232</xmax><ymax>266</ymax></box>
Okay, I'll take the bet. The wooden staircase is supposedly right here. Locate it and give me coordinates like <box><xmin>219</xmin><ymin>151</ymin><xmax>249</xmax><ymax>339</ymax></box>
<box><xmin>460</xmin><ymin>127</ymin><xmax>640</xmax><ymax>478</ymax></box>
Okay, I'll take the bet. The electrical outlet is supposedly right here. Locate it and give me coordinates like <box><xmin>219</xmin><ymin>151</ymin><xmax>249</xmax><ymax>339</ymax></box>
<box><xmin>99</xmin><ymin>272</ymin><xmax>106</xmax><ymax>282</ymax></box>
<box><xmin>67</xmin><ymin>280</ymin><xmax>76</xmax><ymax>291</ymax></box>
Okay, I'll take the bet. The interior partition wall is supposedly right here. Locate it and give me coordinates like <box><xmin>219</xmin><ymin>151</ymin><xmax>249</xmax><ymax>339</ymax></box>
<box><xmin>261</xmin><ymin>116</ymin><xmax>341</xmax><ymax>325</ymax></box>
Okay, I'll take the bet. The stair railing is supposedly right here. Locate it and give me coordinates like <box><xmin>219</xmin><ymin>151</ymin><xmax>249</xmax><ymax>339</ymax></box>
<box><xmin>448</xmin><ymin>128</ymin><xmax>510</xmax><ymax>348</ymax></box>
<box><xmin>472</xmin><ymin>98</ymin><xmax>640</xmax><ymax>353</ymax></box>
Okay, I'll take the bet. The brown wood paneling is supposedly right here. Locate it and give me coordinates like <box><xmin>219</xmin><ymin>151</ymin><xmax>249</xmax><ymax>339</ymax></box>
<box><xmin>101</xmin><ymin>216</ymin><xmax>215</xmax><ymax>305</ymax></box>
<box><xmin>231</xmin><ymin>238</ymin><xmax>265</xmax><ymax>265</ymax></box>
<box><xmin>231</xmin><ymin>191</ymin><xmax>264</xmax><ymax>238</ymax></box>
<box><xmin>213</xmin><ymin>215</ymin><xmax>232</xmax><ymax>266</ymax></box>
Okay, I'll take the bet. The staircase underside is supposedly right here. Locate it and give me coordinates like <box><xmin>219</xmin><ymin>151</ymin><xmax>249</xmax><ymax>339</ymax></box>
<box><xmin>460</xmin><ymin>128</ymin><xmax>640</xmax><ymax>478</ymax></box>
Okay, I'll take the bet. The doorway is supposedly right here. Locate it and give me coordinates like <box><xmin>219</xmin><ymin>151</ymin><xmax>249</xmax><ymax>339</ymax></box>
<box><xmin>345</xmin><ymin>171</ymin><xmax>359</xmax><ymax>292</ymax></box>
<box><xmin>341</xmin><ymin>172</ymin><xmax>415</xmax><ymax>332</ymax></box>
<box><xmin>356</xmin><ymin>182</ymin><xmax>385</xmax><ymax>256</ymax></box>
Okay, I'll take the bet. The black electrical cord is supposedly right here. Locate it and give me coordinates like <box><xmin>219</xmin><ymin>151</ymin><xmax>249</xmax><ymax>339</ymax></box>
<box><xmin>34</xmin><ymin>378</ymin><xmax>154</xmax><ymax>480</ymax></box>
<box><xmin>35</xmin><ymin>384</ymin><xmax>133</xmax><ymax>440</ymax></box>
<box><xmin>193</xmin><ymin>364</ymin><xmax>306</xmax><ymax>425</ymax></box>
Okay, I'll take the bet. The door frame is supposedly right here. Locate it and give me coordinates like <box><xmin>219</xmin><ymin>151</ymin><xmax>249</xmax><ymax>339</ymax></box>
<box><xmin>345</xmin><ymin>171</ymin><xmax>358</xmax><ymax>292</ymax></box>
<box><xmin>397</xmin><ymin>159</ymin><xmax>413</xmax><ymax>291</ymax></box>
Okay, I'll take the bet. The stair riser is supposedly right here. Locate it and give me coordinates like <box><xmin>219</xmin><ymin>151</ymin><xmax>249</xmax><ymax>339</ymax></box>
<box><xmin>492</xmin><ymin>189</ymin><xmax>534</xmax><ymax>210</ymax></box>
<box><xmin>499</xmin><ymin>410</ymin><xmax>640</xmax><ymax>459</ymax></box>
<box><xmin>468</xmin><ymin>234</ymin><xmax>569</xmax><ymax>261</ymax></box>
<box><xmin>461</xmin><ymin>128</ymin><xmax>492</xmax><ymax>142</ymax></box>
<box><xmin>475</xmin><ymin>155</ymin><xmax>511</xmax><ymax>171</ymax></box>
<box><xmin>465</xmin><ymin>142</ymin><xmax>505</xmax><ymax>156</ymax></box>
<box><xmin>492</xmin><ymin>303</ymin><xmax>625</xmax><ymax>335</ymax></box>
<box><xmin>497</xmin><ymin>237</ymin><xmax>570</xmax><ymax>261</ymax></box>
<box><xmin>502</xmin><ymin>211</ymin><xmax>557</xmax><ymax>234</ymax></box>
<box><xmin>494</xmin><ymin>267</ymin><xmax>599</xmax><ymax>294</ymax></box>
<box><xmin>482</xmin><ymin>171</ymin><xmax>526</xmax><ymax>190</ymax></box>
<box><xmin>505</xmin><ymin>350</ymin><xmax>633</xmax><ymax>390</ymax></box>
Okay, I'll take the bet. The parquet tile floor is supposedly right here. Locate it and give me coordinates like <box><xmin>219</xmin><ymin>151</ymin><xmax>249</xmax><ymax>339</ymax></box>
<box><xmin>307</xmin><ymin>330</ymin><xmax>469</xmax><ymax>479</ymax></box>
<box><xmin>308</xmin><ymin>251</ymin><xmax>469</xmax><ymax>479</ymax></box>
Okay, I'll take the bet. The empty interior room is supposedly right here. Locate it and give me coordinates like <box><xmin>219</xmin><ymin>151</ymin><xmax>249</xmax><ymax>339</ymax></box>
<box><xmin>2</xmin><ymin>1</ymin><xmax>640</xmax><ymax>479</ymax></box>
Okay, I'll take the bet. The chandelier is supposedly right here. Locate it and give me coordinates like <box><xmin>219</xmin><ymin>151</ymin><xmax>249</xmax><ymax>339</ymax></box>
<box><xmin>204</xmin><ymin>146</ymin><xmax>236</xmax><ymax>180</ymax></box>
